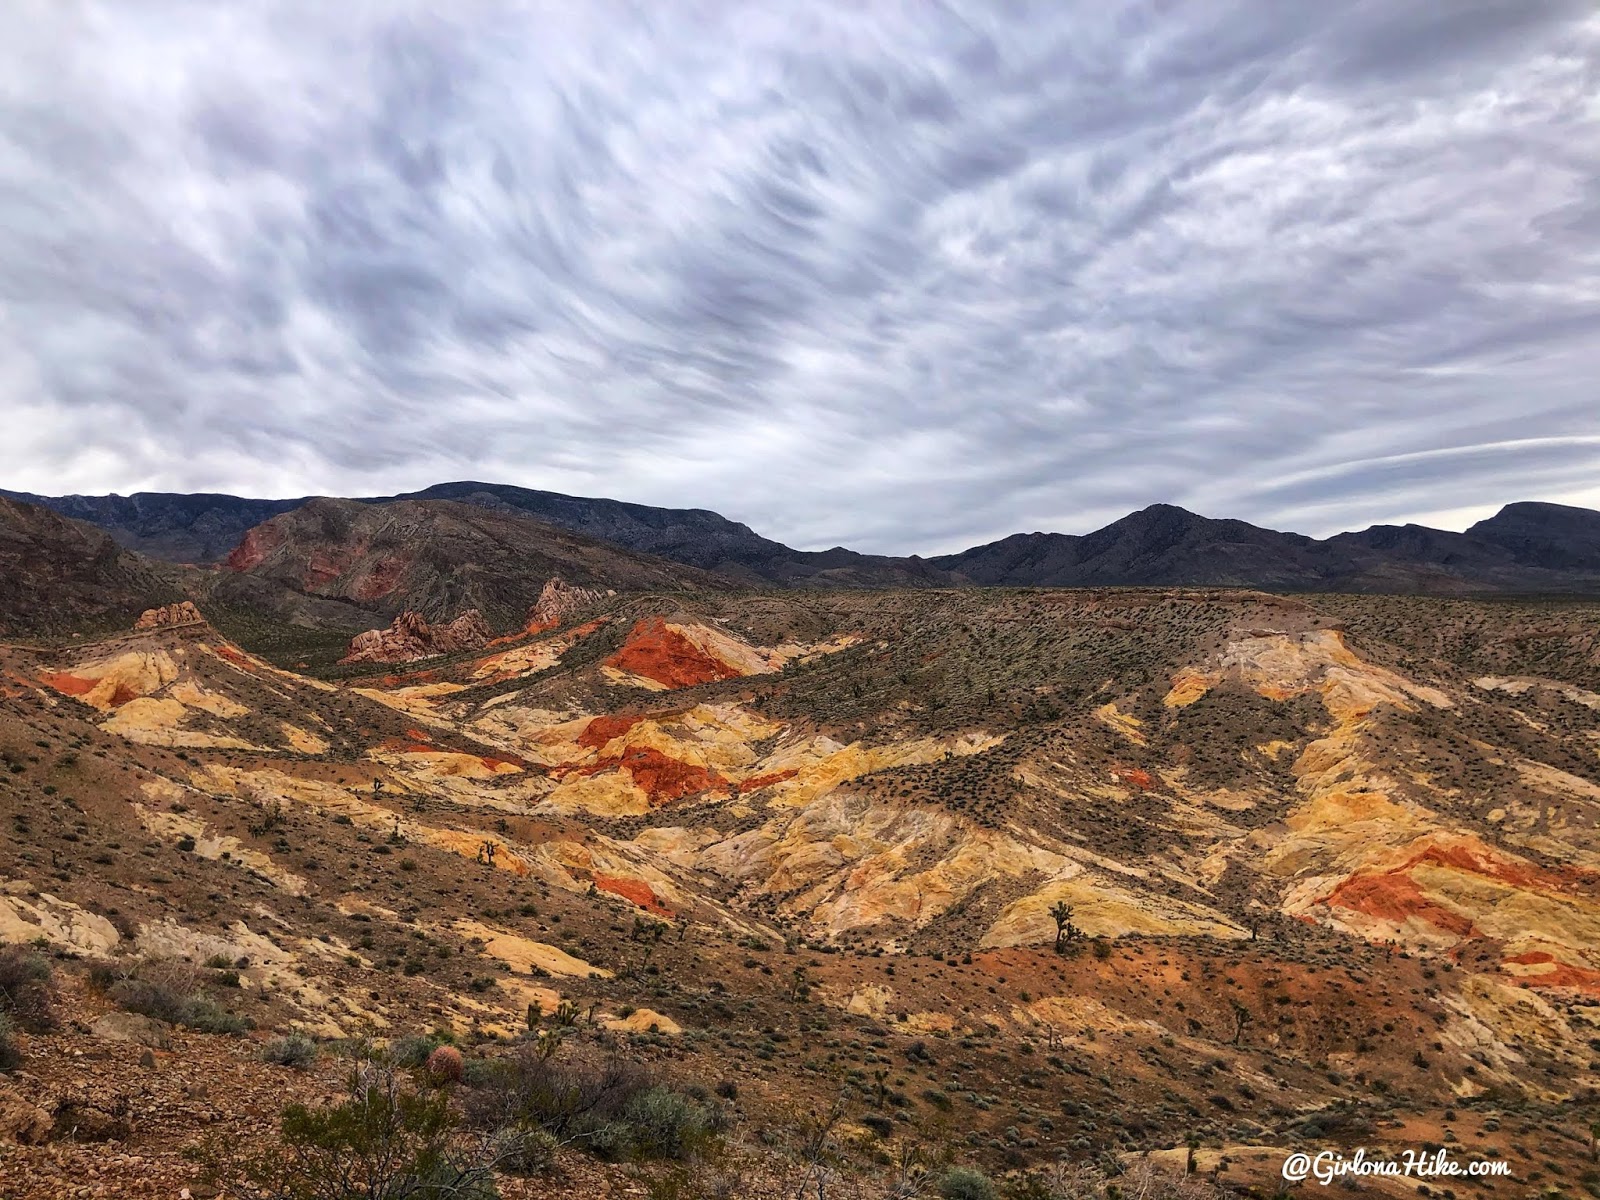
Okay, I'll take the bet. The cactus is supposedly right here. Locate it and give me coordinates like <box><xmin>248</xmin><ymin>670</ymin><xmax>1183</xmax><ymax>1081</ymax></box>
<box><xmin>423</xmin><ymin>1044</ymin><xmax>463</xmax><ymax>1084</ymax></box>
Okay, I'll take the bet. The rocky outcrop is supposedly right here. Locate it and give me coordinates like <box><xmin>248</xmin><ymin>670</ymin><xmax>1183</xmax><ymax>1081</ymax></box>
<box><xmin>525</xmin><ymin>578</ymin><xmax>611</xmax><ymax>631</ymax></box>
<box><xmin>133</xmin><ymin>601</ymin><xmax>204</xmax><ymax>630</ymax></box>
<box><xmin>339</xmin><ymin>610</ymin><xmax>493</xmax><ymax>665</ymax></box>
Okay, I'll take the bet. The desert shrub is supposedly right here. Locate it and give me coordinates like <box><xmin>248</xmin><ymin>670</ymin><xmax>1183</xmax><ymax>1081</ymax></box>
<box><xmin>860</xmin><ymin>1113</ymin><xmax>895</xmax><ymax>1138</ymax></box>
<box><xmin>109</xmin><ymin>965</ymin><xmax>248</xmax><ymax>1035</ymax></box>
<box><xmin>490</xmin><ymin>1125</ymin><xmax>559</xmax><ymax>1176</ymax></box>
<box><xmin>228</xmin><ymin>1065</ymin><xmax>500</xmax><ymax>1200</ymax></box>
<box><xmin>940</xmin><ymin>1167</ymin><xmax>996</xmax><ymax>1200</ymax></box>
<box><xmin>263</xmin><ymin>1034</ymin><xmax>319</xmax><ymax>1069</ymax></box>
<box><xmin>0</xmin><ymin>946</ymin><xmax>58</xmax><ymax>1032</ymax></box>
<box><xmin>1010</xmin><ymin>1161</ymin><xmax>1229</xmax><ymax>1200</ymax></box>
<box><xmin>1001</xmin><ymin>1176</ymin><xmax>1056</xmax><ymax>1200</ymax></box>
<box><xmin>391</xmin><ymin>1031</ymin><xmax>452</xmax><ymax>1068</ymax></box>
<box><xmin>463</xmin><ymin>1046</ymin><xmax>717</xmax><ymax>1162</ymax></box>
<box><xmin>618</xmin><ymin>1086</ymin><xmax>713</xmax><ymax>1160</ymax></box>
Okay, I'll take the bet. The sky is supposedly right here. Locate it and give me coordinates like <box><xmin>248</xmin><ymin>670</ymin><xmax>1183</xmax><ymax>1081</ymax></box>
<box><xmin>1</xmin><ymin>1</ymin><xmax>1598</xmax><ymax>555</ymax></box>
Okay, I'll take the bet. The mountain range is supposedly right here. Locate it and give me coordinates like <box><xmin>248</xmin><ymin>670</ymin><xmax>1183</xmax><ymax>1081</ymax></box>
<box><xmin>7</xmin><ymin>481</ymin><xmax>1600</xmax><ymax>602</ymax></box>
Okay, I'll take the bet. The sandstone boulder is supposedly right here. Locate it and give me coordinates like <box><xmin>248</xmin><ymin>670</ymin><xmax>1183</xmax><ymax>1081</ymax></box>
<box><xmin>90</xmin><ymin>1012</ymin><xmax>171</xmax><ymax>1050</ymax></box>
<box><xmin>134</xmin><ymin>601</ymin><xmax>203</xmax><ymax>630</ymax></box>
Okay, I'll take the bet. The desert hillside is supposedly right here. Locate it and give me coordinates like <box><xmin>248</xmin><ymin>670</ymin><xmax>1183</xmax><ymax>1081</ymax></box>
<box><xmin>0</xmin><ymin>582</ymin><xmax>1595</xmax><ymax>1197</ymax></box>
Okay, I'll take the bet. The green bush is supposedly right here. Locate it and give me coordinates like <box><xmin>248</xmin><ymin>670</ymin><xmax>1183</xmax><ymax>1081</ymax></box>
<box><xmin>940</xmin><ymin>1166</ymin><xmax>996</xmax><ymax>1200</ymax></box>
<box><xmin>0</xmin><ymin>946</ymin><xmax>58</xmax><ymax>1032</ymax></box>
<box><xmin>390</xmin><ymin>1032</ymin><xmax>450</xmax><ymax>1068</ymax></box>
<box><xmin>491</xmin><ymin>1126</ymin><xmax>559</xmax><ymax>1177</ymax></box>
<box><xmin>620</xmin><ymin>1086</ymin><xmax>713</xmax><ymax>1160</ymax></box>
<box><xmin>860</xmin><ymin>1113</ymin><xmax>895</xmax><ymax>1138</ymax></box>
<box><xmin>109</xmin><ymin>976</ymin><xmax>248</xmax><ymax>1035</ymax></box>
<box><xmin>230</xmin><ymin>1067</ymin><xmax>500</xmax><ymax>1200</ymax></box>
<box><xmin>463</xmin><ymin>1046</ymin><xmax>718</xmax><ymax>1163</ymax></box>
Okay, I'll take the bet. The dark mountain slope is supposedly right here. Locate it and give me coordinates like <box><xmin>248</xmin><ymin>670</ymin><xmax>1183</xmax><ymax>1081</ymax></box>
<box><xmin>2</xmin><ymin>482</ymin><xmax>954</xmax><ymax>588</ymax></box>
<box><xmin>394</xmin><ymin>481</ymin><xmax>953</xmax><ymax>587</ymax></box>
<box><xmin>0</xmin><ymin>497</ymin><xmax>184</xmax><ymax>635</ymax></box>
<box><xmin>0</xmin><ymin>488</ymin><xmax>303</xmax><ymax>563</ymax></box>
<box><xmin>936</xmin><ymin>501</ymin><xmax>1600</xmax><ymax>593</ymax></box>
<box><xmin>11</xmin><ymin>482</ymin><xmax>1600</xmax><ymax>594</ymax></box>
<box><xmin>216</xmin><ymin>497</ymin><xmax>735</xmax><ymax>629</ymax></box>
<box><xmin>936</xmin><ymin>504</ymin><xmax>1367</xmax><ymax>589</ymax></box>
<box><xmin>1468</xmin><ymin>501</ymin><xmax>1600</xmax><ymax>570</ymax></box>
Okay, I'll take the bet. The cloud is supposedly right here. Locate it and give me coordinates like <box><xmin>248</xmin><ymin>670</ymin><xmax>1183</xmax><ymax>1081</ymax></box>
<box><xmin>0</xmin><ymin>0</ymin><xmax>1597</xmax><ymax>552</ymax></box>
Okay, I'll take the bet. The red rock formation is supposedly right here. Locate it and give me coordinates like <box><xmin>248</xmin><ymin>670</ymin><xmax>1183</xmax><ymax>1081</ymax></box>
<box><xmin>525</xmin><ymin>578</ymin><xmax>611</xmax><ymax>633</ymax></box>
<box><xmin>576</xmin><ymin>713</ymin><xmax>646</xmax><ymax>750</ymax></box>
<box><xmin>133</xmin><ymin>601</ymin><xmax>204</xmax><ymax>630</ymax></box>
<box><xmin>339</xmin><ymin>610</ymin><xmax>493</xmax><ymax>665</ymax></box>
<box><xmin>1323</xmin><ymin>872</ymin><xmax>1479</xmax><ymax>938</ymax></box>
<box><xmin>605</xmin><ymin>617</ymin><xmax>743</xmax><ymax>688</ymax></box>
<box><xmin>223</xmin><ymin>524</ymin><xmax>278</xmax><ymax>572</ymax></box>
<box><xmin>594</xmin><ymin>875</ymin><xmax>674</xmax><ymax>916</ymax></box>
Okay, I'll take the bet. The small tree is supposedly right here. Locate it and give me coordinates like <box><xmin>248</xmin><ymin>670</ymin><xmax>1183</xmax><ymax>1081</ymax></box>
<box><xmin>792</xmin><ymin>1088</ymin><xmax>848</xmax><ymax>1200</ymax></box>
<box><xmin>1049</xmin><ymin>901</ymin><xmax>1081</xmax><ymax>952</ymax></box>
<box><xmin>1228</xmin><ymin>998</ymin><xmax>1251</xmax><ymax>1047</ymax></box>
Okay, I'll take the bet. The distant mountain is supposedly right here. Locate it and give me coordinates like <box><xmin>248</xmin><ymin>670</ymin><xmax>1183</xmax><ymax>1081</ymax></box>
<box><xmin>937</xmin><ymin>502</ymin><xmax>1600</xmax><ymax>593</ymax></box>
<box><xmin>215</xmin><ymin>496</ymin><xmax>734</xmax><ymax>629</ymax></box>
<box><xmin>1</xmin><ymin>481</ymin><xmax>951</xmax><ymax>589</ymax></box>
<box><xmin>1468</xmin><ymin>501</ymin><xmax>1600</xmax><ymax>570</ymax></box>
<box><xmin>9</xmin><ymin>481</ymin><xmax>1600</xmax><ymax>595</ymax></box>
<box><xmin>932</xmin><ymin>504</ymin><xmax>1364</xmax><ymax>589</ymax></box>
<box><xmin>0</xmin><ymin>497</ymin><xmax>184</xmax><ymax>635</ymax></box>
<box><xmin>0</xmin><ymin>488</ymin><xmax>303</xmax><ymax>564</ymax></box>
<box><xmin>394</xmin><ymin>482</ymin><xmax>953</xmax><ymax>588</ymax></box>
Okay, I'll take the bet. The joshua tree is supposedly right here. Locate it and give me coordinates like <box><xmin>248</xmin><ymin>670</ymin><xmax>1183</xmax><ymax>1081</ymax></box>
<box><xmin>787</xmin><ymin>965</ymin><xmax>810</xmax><ymax>1002</ymax></box>
<box><xmin>1229</xmin><ymin>998</ymin><xmax>1252</xmax><ymax>1046</ymax></box>
<box><xmin>1049</xmin><ymin>900</ymin><xmax>1081</xmax><ymax>952</ymax></box>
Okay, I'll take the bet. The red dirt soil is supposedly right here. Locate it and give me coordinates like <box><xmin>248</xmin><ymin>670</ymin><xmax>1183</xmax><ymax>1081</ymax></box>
<box><xmin>576</xmin><ymin>713</ymin><xmax>645</xmax><ymax>751</ymax></box>
<box><xmin>1502</xmin><ymin>951</ymin><xmax>1600</xmax><ymax>995</ymax></box>
<box><xmin>1396</xmin><ymin>838</ymin><xmax>1598</xmax><ymax>894</ymax></box>
<box><xmin>38</xmin><ymin>672</ymin><xmax>140</xmax><ymax>707</ymax></box>
<box><xmin>611</xmin><ymin>747</ymin><xmax>725</xmax><ymax>804</ymax></box>
<box><xmin>553</xmin><ymin>741</ymin><xmax>726</xmax><ymax>805</ymax></box>
<box><xmin>353</xmin><ymin>554</ymin><xmax>408</xmax><ymax>601</ymax></box>
<box><xmin>38</xmin><ymin>671</ymin><xmax>96</xmax><ymax>697</ymax></box>
<box><xmin>593</xmin><ymin>874</ymin><xmax>674</xmax><ymax>917</ymax></box>
<box><xmin>1323</xmin><ymin>872</ymin><xmax>1479</xmax><ymax>938</ymax></box>
<box><xmin>604</xmin><ymin>618</ymin><xmax>743</xmax><ymax>689</ymax></box>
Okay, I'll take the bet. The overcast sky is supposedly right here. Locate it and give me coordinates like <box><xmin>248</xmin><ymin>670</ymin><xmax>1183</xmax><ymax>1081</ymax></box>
<box><xmin>2</xmin><ymin>2</ymin><xmax>1598</xmax><ymax>554</ymax></box>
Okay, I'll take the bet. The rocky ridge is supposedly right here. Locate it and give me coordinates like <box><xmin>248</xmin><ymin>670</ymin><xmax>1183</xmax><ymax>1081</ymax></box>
<box><xmin>339</xmin><ymin>610</ymin><xmax>495</xmax><ymax>665</ymax></box>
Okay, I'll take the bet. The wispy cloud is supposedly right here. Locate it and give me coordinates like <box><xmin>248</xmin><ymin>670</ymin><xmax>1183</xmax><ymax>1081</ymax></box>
<box><xmin>1</xmin><ymin>0</ymin><xmax>1597</xmax><ymax>551</ymax></box>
